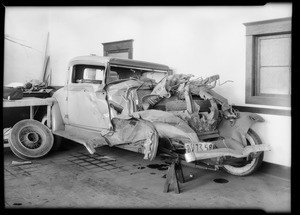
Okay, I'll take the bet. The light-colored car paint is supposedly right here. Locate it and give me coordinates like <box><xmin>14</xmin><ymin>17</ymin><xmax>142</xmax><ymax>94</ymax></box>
<box><xmin>51</xmin><ymin>55</ymin><xmax>270</xmax><ymax>163</ymax></box>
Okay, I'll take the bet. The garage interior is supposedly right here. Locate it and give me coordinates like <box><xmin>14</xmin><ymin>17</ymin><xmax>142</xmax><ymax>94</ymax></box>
<box><xmin>3</xmin><ymin>4</ymin><xmax>292</xmax><ymax>212</ymax></box>
<box><xmin>4</xmin><ymin>140</ymin><xmax>290</xmax><ymax>210</ymax></box>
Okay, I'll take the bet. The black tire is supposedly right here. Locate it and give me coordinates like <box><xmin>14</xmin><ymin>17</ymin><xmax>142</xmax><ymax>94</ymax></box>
<box><xmin>222</xmin><ymin>128</ymin><xmax>264</xmax><ymax>176</ymax></box>
<box><xmin>41</xmin><ymin>115</ymin><xmax>62</xmax><ymax>152</ymax></box>
<box><xmin>8</xmin><ymin>119</ymin><xmax>54</xmax><ymax>159</ymax></box>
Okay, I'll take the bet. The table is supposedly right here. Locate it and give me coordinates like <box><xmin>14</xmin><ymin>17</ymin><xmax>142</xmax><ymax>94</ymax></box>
<box><xmin>3</xmin><ymin>97</ymin><xmax>55</xmax><ymax>147</ymax></box>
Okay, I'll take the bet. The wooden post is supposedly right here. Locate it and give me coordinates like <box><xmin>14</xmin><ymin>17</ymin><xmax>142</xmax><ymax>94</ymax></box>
<box><xmin>176</xmin><ymin>160</ymin><xmax>185</xmax><ymax>183</ymax></box>
<box><xmin>163</xmin><ymin>154</ymin><xmax>185</xmax><ymax>194</ymax></box>
<box><xmin>29</xmin><ymin>106</ymin><xmax>34</xmax><ymax>119</ymax></box>
<box><xmin>163</xmin><ymin>162</ymin><xmax>181</xmax><ymax>194</ymax></box>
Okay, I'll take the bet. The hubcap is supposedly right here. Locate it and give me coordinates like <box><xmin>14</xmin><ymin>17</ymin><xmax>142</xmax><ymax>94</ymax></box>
<box><xmin>19</xmin><ymin>128</ymin><xmax>42</xmax><ymax>149</ymax></box>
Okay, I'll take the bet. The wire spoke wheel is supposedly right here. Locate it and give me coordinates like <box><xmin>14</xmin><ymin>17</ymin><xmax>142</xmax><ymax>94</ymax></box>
<box><xmin>222</xmin><ymin>128</ymin><xmax>264</xmax><ymax>176</ymax></box>
<box><xmin>9</xmin><ymin>119</ymin><xmax>54</xmax><ymax>159</ymax></box>
<box><xmin>19</xmin><ymin>129</ymin><xmax>42</xmax><ymax>149</ymax></box>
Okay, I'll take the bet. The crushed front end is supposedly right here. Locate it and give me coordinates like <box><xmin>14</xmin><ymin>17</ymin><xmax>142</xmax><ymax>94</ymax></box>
<box><xmin>96</xmin><ymin>64</ymin><xmax>271</xmax><ymax>172</ymax></box>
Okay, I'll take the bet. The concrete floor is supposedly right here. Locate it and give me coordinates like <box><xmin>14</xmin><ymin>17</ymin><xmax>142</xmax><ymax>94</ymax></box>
<box><xmin>4</xmin><ymin>140</ymin><xmax>290</xmax><ymax>212</ymax></box>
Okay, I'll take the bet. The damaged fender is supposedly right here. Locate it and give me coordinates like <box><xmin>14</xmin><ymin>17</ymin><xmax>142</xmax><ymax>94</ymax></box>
<box><xmin>218</xmin><ymin>112</ymin><xmax>264</xmax><ymax>147</ymax></box>
<box><xmin>184</xmin><ymin>112</ymin><xmax>270</xmax><ymax>163</ymax></box>
<box><xmin>83</xmin><ymin>117</ymin><xmax>159</xmax><ymax>161</ymax></box>
<box><xmin>51</xmin><ymin>100</ymin><xmax>65</xmax><ymax>132</ymax></box>
<box><xmin>131</xmin><ymin>109</ymin><xmax>199</xmax><ymax>144</ymax></box>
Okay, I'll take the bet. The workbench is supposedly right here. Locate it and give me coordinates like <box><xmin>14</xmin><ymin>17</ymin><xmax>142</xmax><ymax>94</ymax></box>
<box><xmin>3</xmin><ymin>97</ymin><xmax>55</xmax><ymax>147</ymax></box>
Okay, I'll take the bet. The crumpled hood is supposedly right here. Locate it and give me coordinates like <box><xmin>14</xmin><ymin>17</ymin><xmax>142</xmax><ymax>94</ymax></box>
<box><xmin>106</xmin><ymin>79</ymin><xmax>147</xmax><ymax>115</ymax></box>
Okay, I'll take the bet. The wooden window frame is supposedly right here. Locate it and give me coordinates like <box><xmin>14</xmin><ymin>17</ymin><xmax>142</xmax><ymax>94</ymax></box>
<box><xmin>102</xmin><ymin>39</ymin><xmax>134</xmax><ymax>59</ymax></box>
<box><xmin>244</xmin><ymin>17</ymin><xmax>291</xmax><ymax>107</ymax></box>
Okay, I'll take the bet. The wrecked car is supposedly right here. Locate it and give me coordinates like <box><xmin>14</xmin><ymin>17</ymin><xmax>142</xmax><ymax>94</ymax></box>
<box><xmin>8</xmin><ymin>55</ymin><xmax>270</xmax><ymax>176</ymax></box>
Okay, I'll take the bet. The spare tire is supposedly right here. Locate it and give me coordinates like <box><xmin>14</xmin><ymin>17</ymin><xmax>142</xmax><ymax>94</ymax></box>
<box><xmin>8</xmin><ymin>119</ymin><xmax>54</xmax><ymax>159</ymax></box>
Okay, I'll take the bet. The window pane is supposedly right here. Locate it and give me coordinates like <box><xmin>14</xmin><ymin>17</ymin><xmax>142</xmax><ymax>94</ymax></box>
<box><xmin>83</xmin><ymin>69</ymin><xmax>103</xmax><ymax>81</ymax></box>
<box><xmin>95</xmin><ymin>69</ymin><xmax>104</xmax><ymax>80</ymax></box>
<box><xmin>260</xmin><ymin>36</ymin><xmax>291</xmax><ymax>66</ymax></box>
<box><xmin>260</xmin><ymin>67</ymin><xmax>290</xmax><ymax>95</ymax></box>
<box><xmin>73</xmin><ymin>65</ymin><xmax>104</xmax><ymax>83</ymax></box>
<box><xmin>83</xmin><ymin>68</ymin><xmax>96</xmax><ymax>79</ymax></box>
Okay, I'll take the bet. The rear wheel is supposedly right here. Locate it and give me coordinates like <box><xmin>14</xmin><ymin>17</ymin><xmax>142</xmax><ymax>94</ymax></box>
<box><xmin>222</xmin><ymin>128</ymin><xmax>264</xmax><ymax>176</ymax></box>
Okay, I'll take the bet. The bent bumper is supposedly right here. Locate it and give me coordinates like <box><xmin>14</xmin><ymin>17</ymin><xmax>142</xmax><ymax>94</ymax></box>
<box><xmin>184</xmin><ymin>143</ymin><xmax>271</xmax><ymax>162</ymax></box>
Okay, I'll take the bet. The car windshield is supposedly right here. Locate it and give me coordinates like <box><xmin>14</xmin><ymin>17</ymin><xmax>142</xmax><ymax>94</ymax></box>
<box><xmin>106</xmin><ymin>65</ymin><xmax>167</xmax><ymax>84</ymax></box>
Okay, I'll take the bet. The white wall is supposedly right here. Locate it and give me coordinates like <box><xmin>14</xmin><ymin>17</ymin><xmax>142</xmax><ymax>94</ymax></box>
<box><xmin>252</xmin><ymin>114</ymin><xmax>291</xmax><ymax>166</ymax></box>
<box><xmin>4</xmin><ymin>4</ymin><xmax>292</xmax><ymax>166</ymax></box>
<box><xmin>4</xmin><ymin>7</ymin><xmax>49</xmax><ymax>85</ymax></box>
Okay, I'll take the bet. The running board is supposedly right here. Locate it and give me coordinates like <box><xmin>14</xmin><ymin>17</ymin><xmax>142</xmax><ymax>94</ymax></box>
<box><xmin>53</xmin><ymin>125</ymin><xmax>108</xmax><ymax>154</ymax></box>
<box><xmin>184</xmin><ymin>144</ymin><xmax>271</xmax><ymax>162</ymax></box>
<box><xmin>53</xmin><ymin>125</ymin><xmax>148</xmax><ymax>155</ymax></box>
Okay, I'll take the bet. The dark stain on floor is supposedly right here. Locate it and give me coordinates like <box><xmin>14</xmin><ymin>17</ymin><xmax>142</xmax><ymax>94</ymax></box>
<box><xmin>147</xmin><ymin>164</ymin><xmax>169</xmax><ymax>171</ymax></box>
<box><xmin>213</xmin><ymin>178</ymin><xmax>229</xmax><ymax>184</ymax></box>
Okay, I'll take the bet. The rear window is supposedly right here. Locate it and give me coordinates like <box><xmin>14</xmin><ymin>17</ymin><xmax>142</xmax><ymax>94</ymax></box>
<box><xmin>72</xmin><ymin>64</ymin><xmax>105</xmax><ymax>84</ymax></box>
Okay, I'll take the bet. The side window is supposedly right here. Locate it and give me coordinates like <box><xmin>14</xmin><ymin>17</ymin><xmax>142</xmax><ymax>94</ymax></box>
<box><xmin>244</xmin><ymin>18</ymin><xmax>291</xmax><ymax>107</ymax></box>
<box><xmin>72</xmin><ymin>65</ymin><xmax>104</xmax><ymax>84</ymax></box>
<box><xmin>107</xmin><ymin>66</ymin><xmax>142</xmax><ymax>83</ymax></box>
<box><xmin>106</xmin><ymin>70</ymin><xmax>120</xmax><ymax>83</ymax></box>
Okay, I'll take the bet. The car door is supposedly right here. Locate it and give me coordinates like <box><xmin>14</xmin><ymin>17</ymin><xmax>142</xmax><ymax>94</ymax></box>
<box><xmin>67</xmin><ymin>64</ymin><xmax>111</xmax><ymax>131</ymax></box>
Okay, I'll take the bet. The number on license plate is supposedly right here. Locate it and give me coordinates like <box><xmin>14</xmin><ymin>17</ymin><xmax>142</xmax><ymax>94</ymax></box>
<box><xmin>185</xmin><ymin>142</ymin><xmax>213</xmax><ymax>153</ymax></box>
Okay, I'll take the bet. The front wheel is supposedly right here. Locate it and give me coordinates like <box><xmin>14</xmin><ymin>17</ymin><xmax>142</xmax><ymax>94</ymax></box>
<box><xmin>222</xmin><ymin>128</ymin><xmax>264</xmax><ymax>176</ymax></box>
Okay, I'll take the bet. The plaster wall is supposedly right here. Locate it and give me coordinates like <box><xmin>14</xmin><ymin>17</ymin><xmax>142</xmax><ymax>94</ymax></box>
<box><xmin>4</xmin><ymin>7</ymin><xmax>49</xmax><ymax>85</ymax></box>
<box><xmin>4</xmin><ymin>4</ymin><xmax>292</xmax><ymax>166</ymax></box>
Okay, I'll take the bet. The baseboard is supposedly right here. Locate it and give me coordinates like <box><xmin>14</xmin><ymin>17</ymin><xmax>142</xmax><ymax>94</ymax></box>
<box><xmin>258</xmin><ymin>161</ymin><xmax>290</xmax><ymax>180</ymax></box>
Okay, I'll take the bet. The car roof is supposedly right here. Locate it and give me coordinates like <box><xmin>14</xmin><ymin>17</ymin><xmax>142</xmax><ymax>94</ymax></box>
<box><xmin>69</xmin><ymin>55</ymin><xmax>170</xmax><ymax>71</ymax></box>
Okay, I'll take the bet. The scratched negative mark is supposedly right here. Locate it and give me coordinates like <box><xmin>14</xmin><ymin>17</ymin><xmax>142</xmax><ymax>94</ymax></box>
<box><xmin>67</xmin><ymin>152</ymin><xmax>128</xmax><ymax>173</ymax></box>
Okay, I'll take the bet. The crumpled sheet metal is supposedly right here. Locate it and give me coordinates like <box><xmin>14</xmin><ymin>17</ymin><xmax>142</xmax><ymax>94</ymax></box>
<box><xmin>189</xmin><ymin>75</ymin><xmax>233</xmax><ymax>114</ymax></box>
<box><xmin>83</xmin><ymin>117</ymin><xmax>159</xmax><ymax>161</ymax></box>
<box><xmin>104</xmin><ymin>118</ymin><xmax>159</xmax><ymax>160</ymax></box>
<box><xmin>140</xmin><ymin>74</ymin><xmax>222</xmax><ymax>131</ymax></box>
<box><xmin>165</xmin><ymin>74</ymin><xmax>193</xmax><ymax>91</ymax></box>
<box><xmin>85</xmin><ymin>136</ymin><xmax>108</xmax><ymax>154</ymax></box>
<box><xmin>133</xmin><ymin>73</ymin><xmax>223</xmax><ymax>140</ymax></box>
<box><xmin>131</xmin><ymin>109</ymin><xmax>199</xmax><ymax>144</ymax></box>
<box><xmin>141</xmin><ymin>74</ymin><xmax>193</xmax><ymax>109</ymax></box>
<box><xmin>218</xmin><ymin>112</ymin><xmax>259</xmax><ymax>147</ymax></box>
<box><xmin>152</xmin><ymin>122</ymin><xmax>198</xmax><ymax>144</ymax></box>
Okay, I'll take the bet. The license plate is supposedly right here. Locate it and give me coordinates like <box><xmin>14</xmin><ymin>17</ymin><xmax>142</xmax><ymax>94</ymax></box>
<box><xmin>185</xmin><ymin>142</ymin><xmax>214</xmax><ymax>153</ymax></box>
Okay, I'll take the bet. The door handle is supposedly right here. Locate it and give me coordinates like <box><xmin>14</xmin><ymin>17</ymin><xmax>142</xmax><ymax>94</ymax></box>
<box><xmin>82</xmin><ymin>89</ymin><xmax>87</xmax><ymax>92</ymax></box>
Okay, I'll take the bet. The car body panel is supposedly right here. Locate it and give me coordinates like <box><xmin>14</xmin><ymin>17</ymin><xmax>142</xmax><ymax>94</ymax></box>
<box><xmin>67</xmin><ymin>83</ymin><xmax>111</xmax><ymax>130</ymax></box>
<box><xmin>50</xmin><ymin>55</ymin><xmax>270</xmax><ymax>164</ymax></box>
